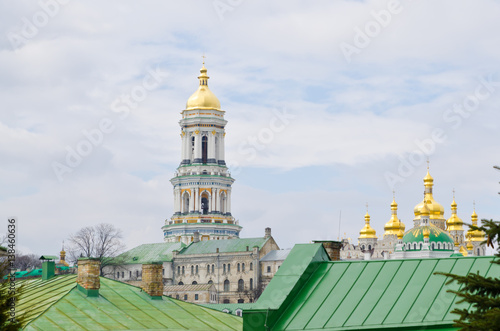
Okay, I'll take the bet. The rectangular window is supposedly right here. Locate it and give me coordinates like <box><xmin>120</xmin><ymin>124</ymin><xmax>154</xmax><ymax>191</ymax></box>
<box><xmin>129</xmin><ymin>271</ymin><xmax>132</xmax><ymax>278</ymax></box>
<box><xmin>195</xmin><ymin>294</ymin><xmax>199</xmax><ymax>300</ymax></box>
<box><xmin>267</xmin><ymin>266</ymin><xmax>271</xmax><ymax>273</ymax></box>
<box><xmin>184</xmin><ymin>294</ymin><xmax>188</xmax><ymax>300</ymax></box>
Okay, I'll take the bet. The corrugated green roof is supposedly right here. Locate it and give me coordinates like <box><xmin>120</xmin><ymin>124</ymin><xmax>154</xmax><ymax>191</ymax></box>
<box><xmin>179</xmin><ymin>237</ymin><xmax>268</xmax><ymax>255</ymax></box>
<box><xmin>16</xmin><ymin>274</ymin><xmax>78</xmax><ymax>324</ymax></box>
<box><xmin>117</xmin><ymin>242</ymin><xmax>186</xmax><ymax>264</ymax></box>
<box><xmin>21</xmin><ymin>276</ymin><xmax>242</xmax><ymax>330</ymax></box>
<box><xmin>245</xmin><ymin>246</ymin><xmax>498</xmax><ymax>330</ymax></box>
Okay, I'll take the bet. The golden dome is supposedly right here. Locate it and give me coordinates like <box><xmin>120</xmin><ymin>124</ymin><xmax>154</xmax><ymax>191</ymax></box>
<box><xmin>446</xmin><ymin>198</ymin><xmax>464</xmax><ymax>232</ymax></box>
<box><xmin>423</xmin><ymin>227</ymin><xmax>430</xmax><ymax>238</ymax></box>
<box><xmin>413</xmin><ymin>170</ymin><xmax>445</xmax><ymax>220</ymax></box>
<box><xmin>185</xmin><ymin>63</ymin><xmax>221</xmax><ymax>111</ymax></box>
<box><xmin>397</xmin><ymin>229</ymin><xmax>404</xmax><ymax>240</ymax></box>
<box><xmin>384</xmin><ymin>197</ymin><xmax>405</xmax><ymax>237</ymax></box>
<box><xmin>467</xmin><ymin>207</ymin><xmax>485</xmax><ymax>242</ymax></box>
<box><xmin>466</xmin><ymin>237</ymin><xmax>473</xmax><ymax>251</ymax></box>
<box><xmin>459</xmin><ymin>245</ymin><xmax>468</xmax><ymax>256</ymax></box>
<box><xmin>359</xmin><ymin>212</ymin><xmax>377</xmax><ymax>239</ymax></box>
<box><xmin>420</xmin><ymin>200</ymin><xmax>431</xmax><ymax>217</ymax></box>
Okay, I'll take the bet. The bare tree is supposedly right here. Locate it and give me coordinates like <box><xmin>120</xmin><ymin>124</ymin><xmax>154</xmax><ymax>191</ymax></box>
<box><xmin>67</xmin><ymin>223</ymin><xmax>125</xmax><ymax>276</ymax></box>
<box><xmin>12</xmin><ymin>253</ymin><xmax>41</xmax><ymax>271</ymax></box>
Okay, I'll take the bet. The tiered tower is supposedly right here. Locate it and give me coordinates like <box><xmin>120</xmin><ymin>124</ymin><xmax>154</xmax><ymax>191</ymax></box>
<box><xmin>162</xmin><ymin>62</ymin><xmax>242</xmax><ymax>244</ymax></box>
<box><xmin>358</xmin><ymin>207</ymin><xmax>377</xmax><ymax>251</ymax></box>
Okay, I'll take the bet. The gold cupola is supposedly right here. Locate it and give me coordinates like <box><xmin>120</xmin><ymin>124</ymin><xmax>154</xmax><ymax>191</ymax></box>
<box><xmin>446</xmin><ymin>197</ymin><xmax>464</xmax><ymax>232</ymax></box>
<box><xmin>359</xmin><ymin>211</ymin><xmax>377</xmax><ymax>239</ymax></box>
<box><xmin>185</xmin><ymin>61</ymin><xmax>221</xmax><ymax>111</ymax></box>
<box><xmin>413</xmin><ymin>168</ymin><xmax>445</xmax><ymax>221</ymax></box>
<box><xmin>384</xmin><ymin>195</ymin><xmax>406</xmax><ymax>237</ymax></box>
<box><xmin>467</xmin><ymin>206</ymin><xmax>486</xmax><ymax>242</ymax></box>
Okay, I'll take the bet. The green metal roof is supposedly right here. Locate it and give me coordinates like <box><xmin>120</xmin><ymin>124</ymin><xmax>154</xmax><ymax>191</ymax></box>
<box><xmin>179</xmin><ymin>237</ymin><xmax>269</xmax><ymax>255</ymax></box>
<box><xmin>244</xmin><ymin>244</ymin><xmax>498</xmax><ymax>331</ymax></box>
<box><xmin>117</xmin><ymin>242</ymin><xmax>186</xmax><ymax>264</ymax></box>
<box><xmin>19</xmin><ymin>275</ymin><xmax>242</xmax><ymax>330</ymax></box>
<box><xmin>16</xmin><ymin>274</ymin><xmax>78</xmax><ymax>324</ymax></box>
<box><xmin>201</xmin><ymin>303</ymin><xmax>255</xmax><ymax>315</ymax></box>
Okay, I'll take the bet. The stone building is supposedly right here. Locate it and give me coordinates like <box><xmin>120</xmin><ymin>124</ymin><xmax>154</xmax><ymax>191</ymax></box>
<box><xmin>164</xmin><ymin>284</ymin><xmax>217</xmax><ymax>304</ymax></box>
<box><xmin>171</xmin><ymin>229</ymin><xmax>279</xmax><ymax>304</ymax></box>
<box><xmin>259</xmin><ymin>248</ymin><xmax>291</xmax><ymax>291</ymax></box>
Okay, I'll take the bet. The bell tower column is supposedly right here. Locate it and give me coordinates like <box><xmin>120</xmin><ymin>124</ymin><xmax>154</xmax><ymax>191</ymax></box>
<box><xmin>218</xmin><ymin>132</ymin><xmax>225</xmax><ymax>165</ymax></box>
<box><xmin>207</xmin><ymin>132</ymin><xmax>216</xmax><ymax>164</ymax></box>
<box><xmin>193</xmin><ymin>130</ymin><xmax>202</xmax><ymax>164</ymax></box>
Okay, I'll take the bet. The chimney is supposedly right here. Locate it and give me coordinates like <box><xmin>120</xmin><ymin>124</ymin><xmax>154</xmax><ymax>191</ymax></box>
<box><xmin>265</xmin><ymin>227</ymin><xmax>272</xmax><ymax>239</ymax></box>
<box><xmin>77</xmin><ymin>258</ymin><xmax>100</xmax><ymax>297</ymax></box>
<box><xmin>141</xmin><ymin>262</ymin><xmax>163</xmax><ymax>299</ymax></box>
<box><xmin>193</xmin><ymin>231</ymin><xmax>200</xmax><ymax>243</ymax></box>
<box><xmin>312</xmin><ymin>240</ymin><xmax>342</xmax><ymax>261</ymax></box>
<box><xmin>40</xmin><ymin>255</ymin><xmax>56</xmax><ymax>280</ymax></box>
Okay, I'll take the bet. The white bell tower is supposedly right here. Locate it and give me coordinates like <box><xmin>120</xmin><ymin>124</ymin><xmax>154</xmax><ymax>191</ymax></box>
<box><xmin>162</xmin><ymin>62</ymin><xmax>242</xmax><ymax>244</ymax></box>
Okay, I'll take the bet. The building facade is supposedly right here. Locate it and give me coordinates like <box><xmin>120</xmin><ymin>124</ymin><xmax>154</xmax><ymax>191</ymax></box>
<box><xmin>162</xmin><ymin>62</ymin><xmax>241</xmax><ymax>244</ymax></box>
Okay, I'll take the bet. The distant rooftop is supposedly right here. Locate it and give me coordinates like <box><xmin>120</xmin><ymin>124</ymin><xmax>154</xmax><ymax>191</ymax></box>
<box><xmin>117</xmin><ymin>241</ymin><xmax>186</xmax><ymax>264</ymax></box>
<box><xmin>179</xmin><ymin>237</ymin><xmax>269</xmax><ymax>255</ymax></box>
<box><xmin>260</xmin><ymin>249</ymin><xmax>291</xmax><ymax>262</ymax></box>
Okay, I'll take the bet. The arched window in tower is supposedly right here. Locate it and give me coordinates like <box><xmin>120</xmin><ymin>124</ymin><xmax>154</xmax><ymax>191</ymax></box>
<box><xmin>224</xmin><ymin>279</ymin><xmax>230</xmax><ymax>292</ymax></box>
<box><xmin>208</xmin><ymin>280</ymin><xmax>213</xmax><ymax>284</ymax></box>
<box><xmin>214</xmin><ymin>136</ymin><xmax>218</xmax><ymax>161</ymax></box>
<box><xmin>191</xmin><ymin>136</ymin><xmax>195</xmax><ymax>161</ymax></box>
<box><xmin>250</xmin><ymin>278</ymin><xmax>253</xmax><ymax>290</ymax></box>
<box><xmin>202</xmin><ymin>135</ymin><xmax>208</xmax><ymax>164</ymax></box>
<box><xmin>220</xmin><ymin>192</ymin><xmax>226</xmax><ymax>214</ymax></box>
<box><xmin>211</xmin><ymin>264</ymin><xmax>214</xmax><ymax>273</ymax></box>
<box><xmin>477</xmin><ymin>248</ymin><xmax>480</xmax><ymax>256</ymax></box>
<box><xmin>182</xmin><ymin>192</ymin><xmax>190</xmax><ymax>214</ymax></box>
<box><xmin>201</xmin><ymin>192</ymin><xmax>209</xmax><ymax>215</ymax></box>
<box><xmin>191</xmin><ymin>265</ymin><xmax>194</xmax><ymax>275</ymax></box>
<box><xmin>238</xmin><ymin>279</ymin><xmax>244</xmax><ymax>291</ymax></box>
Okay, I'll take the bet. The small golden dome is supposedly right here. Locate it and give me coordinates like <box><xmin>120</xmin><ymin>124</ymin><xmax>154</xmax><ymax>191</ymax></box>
<box><xmin>185</xmin><ymin>63</ymin><xmax>221</xmax><ymax>111</ymax></box>
<box><xmin>423</xmin><ymin>227</ymin><xmax>430</xmax><ymax>238</ymax></box>
<box><xmin>397</xmin><ymin>229</ymin><xmax>404</xmax><ymax>240</ymax></box>
<box><xmin>420</xmin><ymin>200</ymin><xmax>431</xmax><ymax>217</ymax></box>
<box><xmin>413</xmin><ymin>169</ymin><xmax>445</xmax><ymax>220</ymax></box>
<box><xmin>466</xmin><ymin>238</ymin><xmax>473</xmax><ymax>251</ymax></box>
<box><xmin>359</xmin><ymin>212</ymin><xmax>377</xmax><ymax>239</ymax></box>
<box><xmin>459</xmin><ymin>245</ymin><xmax>468</xmax><ymax>256</ymax></box>
<box><xmin>423</xmin><ymin>170</ymin><xmax>433</xmax><ymax>186</ymax></box>
<box><xmin>384</xmin><ymin>197</ymin><xmax>405</xmax><ymax>237</ymax></box>
<box><xmin>446</xmin><ymin>198</ymin><xmax>464</xmax><ymax>232</ymax></box>
<box><xmin>467</xmin><ymin>207</ymin><xmax>486</xmax><ymax>242</ymax></box>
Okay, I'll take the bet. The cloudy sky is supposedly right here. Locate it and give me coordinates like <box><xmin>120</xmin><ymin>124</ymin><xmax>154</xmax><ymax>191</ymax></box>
<box><xmin>1</xmin><ymin>0</ymin><xmax>499</xmax><ymax>256</ymax></box>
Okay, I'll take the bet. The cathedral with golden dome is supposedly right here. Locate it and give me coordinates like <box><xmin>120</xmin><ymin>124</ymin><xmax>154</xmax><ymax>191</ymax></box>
<box><xmin>341</xmin><ymin>168</ymin><xmax>487</xmax><ymax>260</ymax></box>
<box><xmin>162</xmin><ymin>61</ymin><xmax>242</xmax><ymax>244</ymax></box>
